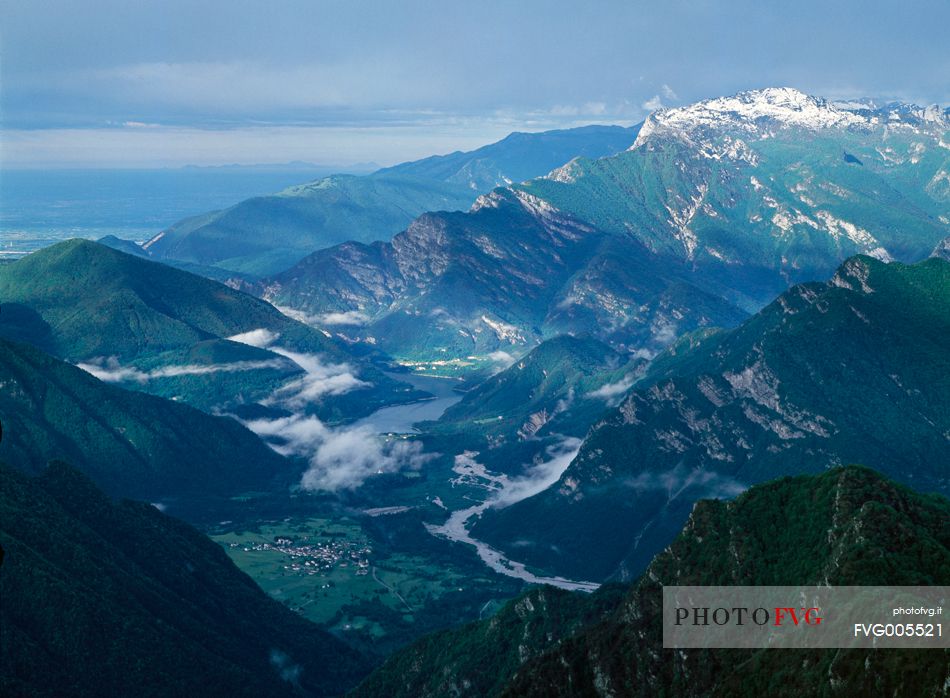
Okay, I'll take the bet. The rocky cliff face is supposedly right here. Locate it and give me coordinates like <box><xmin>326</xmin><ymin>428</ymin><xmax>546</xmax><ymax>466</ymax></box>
<box><xmin>473</xmin><ymin>255</ymin><xmax>950</xmax><ymax>581</ymax></box>
<box><xmin>266</xmin><ymin>188</ymin><xmax>747</xmax><ymax>360</ymax></box>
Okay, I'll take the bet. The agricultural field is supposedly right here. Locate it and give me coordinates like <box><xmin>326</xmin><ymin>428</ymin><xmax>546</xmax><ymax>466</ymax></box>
<box><xmin>210</xmin><ymin>512</ymin><xmax>522</xmax><ymax>656</ymax></box>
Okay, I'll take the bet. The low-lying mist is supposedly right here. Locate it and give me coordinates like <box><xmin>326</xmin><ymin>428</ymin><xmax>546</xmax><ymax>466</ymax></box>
<box><xmin>232</xmin><ymin>328</ymin><xmax>436</xmax><ymax>491</ymax></box>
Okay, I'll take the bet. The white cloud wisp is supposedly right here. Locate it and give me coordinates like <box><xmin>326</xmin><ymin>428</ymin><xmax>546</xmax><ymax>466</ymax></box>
<box><xmin>244</xmin><ymin>414</ymin><xmax>435</xmax><ymax>492</ymax></box>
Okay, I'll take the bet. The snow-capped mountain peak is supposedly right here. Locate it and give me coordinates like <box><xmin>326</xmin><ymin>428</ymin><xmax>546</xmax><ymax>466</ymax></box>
<box><xmin>632</xmin><ymin>87</ymin><xmax>869</xmax><ymax>149</ymax></box>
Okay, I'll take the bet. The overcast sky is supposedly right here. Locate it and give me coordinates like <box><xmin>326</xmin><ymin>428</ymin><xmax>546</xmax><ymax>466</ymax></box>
<box><xmin>2</xmin><ymin>0</ymin><xmax>948</xmax><ymax>168</ymax></box>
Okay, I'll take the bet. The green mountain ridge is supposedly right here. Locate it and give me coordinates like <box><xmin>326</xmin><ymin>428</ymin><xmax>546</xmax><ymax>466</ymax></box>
<box><xmin>354</xmin><ymin>466</ymin><xmax>950</xmax><ymax>697</ymax></box>
<box><xmin>0</xmin><ymin>336</ymin><xmax>298</xmax><ymax>502</ymax></box>
<box><xmin>149</xmin><ymin>173</ymin><xmax>474</xmax><ymax>276</ymax></box>
<box><xmin>0</xmin><ymin>239</ymin><xmax>339</xmax><ymax>362</ymax></box>
<box><xmin>0</xmin><ymin>239</ymin><xmax>418</xmax><ymax>420</ymax></box>
<box><xmin>473</xmin><ymin>255</ymin><xmax>950</xmax><ymax>581</ymax></box>
<box><xmin>0</xmin><ymin>461</ymin><xmax>370</xmax><ymax>697</ymax></box>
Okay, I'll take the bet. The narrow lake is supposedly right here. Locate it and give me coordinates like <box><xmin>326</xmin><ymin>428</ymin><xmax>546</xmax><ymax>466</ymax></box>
<box><xmin>354</xmin><ymin>372</ymin><xmax>463</xmax><ymax>434</ymax></box>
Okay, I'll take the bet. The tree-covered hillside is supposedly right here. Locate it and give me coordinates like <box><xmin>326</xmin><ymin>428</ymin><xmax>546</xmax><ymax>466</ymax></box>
<box><xmin>0</xmin><ymin>462</ymin><xmax>371</xmax><ymax>697</ymax></box>
<box><xmin>355</xmin><ymin>466</ymin><xmax>950</xmax><ymax>697</ymax></box>
<box><xmin>0</xmin><ymin>337</ymin><xmax>297</xmax><ymax>501</ymax></box>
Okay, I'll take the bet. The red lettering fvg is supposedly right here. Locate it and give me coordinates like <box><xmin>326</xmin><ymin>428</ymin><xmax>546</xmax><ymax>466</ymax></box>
<box><xmin>773</xmin><ymin>607</ymin><xmax>822</xmax><ymax>626</ymax></box>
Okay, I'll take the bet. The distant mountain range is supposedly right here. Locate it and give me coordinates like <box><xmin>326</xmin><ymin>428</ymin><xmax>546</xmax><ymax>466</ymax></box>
<box><xmin>141</xmin><ymin>125</ymin><xmax>640</xmax><ymax>275</ymax></box>
<box><xmin>355</xmin><ymin>466</ymin><xmax>950</xmax><ymax>697</ymax></box>
<box><xmin>265</xmin><ymin>88</ymin><xmax>949</xmax><ymax>363</ymax></box>
<box><xmin>372</xmin><ymin>126</ymin><xmax>642</xmax><ymax>192</ymax></box>
<box><xmin>472</xmin><ymin>254</ymin><xmax>950</xmax><ymax>581</ymax></box>
<box><xmin>0</xmin><ymin>462</ymin><xmax>369</xmax><ymax>697</ymax></box>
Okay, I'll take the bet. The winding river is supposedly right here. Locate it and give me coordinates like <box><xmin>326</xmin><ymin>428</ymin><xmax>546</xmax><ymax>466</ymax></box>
<box><xmin>357</xmin><ymin>371</ymin><xmax>600</xmax><ymax>592</ymax></box>
<box><xmin>428</xmin><ymin>502</ymin><xmax>601</xmax><ymax>592</ymax></box>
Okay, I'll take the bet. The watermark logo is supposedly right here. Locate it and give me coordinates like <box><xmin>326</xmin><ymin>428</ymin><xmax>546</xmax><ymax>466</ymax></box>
<box><xmin>663</xmin><ymin>586</ymin><xmax>946</xmax><ymax>648</ymax></box>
